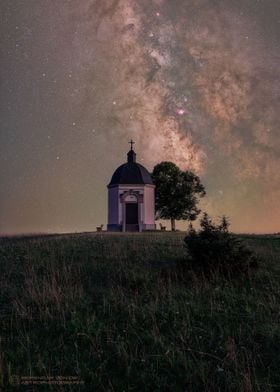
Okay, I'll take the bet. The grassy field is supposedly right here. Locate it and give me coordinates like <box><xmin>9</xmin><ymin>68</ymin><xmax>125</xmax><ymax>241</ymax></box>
<box><xmin>0</xmin><ymin>232</ymin><xmax>279</xmax><ymax>391</ymax></box>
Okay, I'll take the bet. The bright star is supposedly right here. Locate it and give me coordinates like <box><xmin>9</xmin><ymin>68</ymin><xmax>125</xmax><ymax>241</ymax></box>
<box><xmin>176</xmin><ymin>108</ymin><xmax>186</xmax><ymax>116</ymax></box>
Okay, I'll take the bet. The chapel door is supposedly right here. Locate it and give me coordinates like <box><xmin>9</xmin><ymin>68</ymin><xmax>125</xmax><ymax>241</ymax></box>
<box><xmin>125</xmin><ymin>203</ymin><xmax>139</xmax><ymax>231</ymax></box>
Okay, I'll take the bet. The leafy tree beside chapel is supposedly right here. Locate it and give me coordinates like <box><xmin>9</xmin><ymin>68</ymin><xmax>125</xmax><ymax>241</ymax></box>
<box><xmin>152</xmin><ymin>162</ymin><xmax>206</xmax><ymax>231</ymax></box>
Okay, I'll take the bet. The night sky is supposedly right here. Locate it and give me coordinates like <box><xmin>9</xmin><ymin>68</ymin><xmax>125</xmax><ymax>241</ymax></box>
<box><xmin>1</xmin><ymin>0</ymin><xmax>279</xmax><ymax>234</ymax></box>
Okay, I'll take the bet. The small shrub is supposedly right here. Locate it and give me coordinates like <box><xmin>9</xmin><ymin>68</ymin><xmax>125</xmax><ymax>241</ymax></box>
<box><xmin>184</xmin><ymin>213</ymin><xmax>257</xmax><ymax>276</ymax></box>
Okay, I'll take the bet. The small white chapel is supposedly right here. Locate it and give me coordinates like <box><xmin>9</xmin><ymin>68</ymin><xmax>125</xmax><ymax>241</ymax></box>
<box><xmin>107</xmin><ymin>141</ymin><xmax>156</xmax><ymax>232</ymax></box>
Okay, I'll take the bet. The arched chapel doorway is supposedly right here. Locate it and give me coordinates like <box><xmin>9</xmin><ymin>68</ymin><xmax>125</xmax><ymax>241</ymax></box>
<box><xmin>121</xmin><ymin>191</ymin><xmax>141</xmax><ymax>232</ymax></box>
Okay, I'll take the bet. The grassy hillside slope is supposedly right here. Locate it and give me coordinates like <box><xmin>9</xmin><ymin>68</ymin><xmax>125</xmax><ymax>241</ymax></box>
<box><xmin>0</xmin><ymin>233</ymin><xmax>279</xmax><ymax>391</ymax></box>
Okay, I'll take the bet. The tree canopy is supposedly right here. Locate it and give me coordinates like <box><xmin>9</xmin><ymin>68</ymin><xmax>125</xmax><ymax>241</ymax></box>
<box><xmin>152</xmin><ymin>161</ymin><xmax>205</xmax><ymax>231</ymax></box>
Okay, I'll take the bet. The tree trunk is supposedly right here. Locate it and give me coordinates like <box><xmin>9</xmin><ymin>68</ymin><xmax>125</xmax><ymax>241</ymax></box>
<box><xmin>171</xmin><ymin>218</ymin><xmax>176</xmax><ymax>231</ymax></box>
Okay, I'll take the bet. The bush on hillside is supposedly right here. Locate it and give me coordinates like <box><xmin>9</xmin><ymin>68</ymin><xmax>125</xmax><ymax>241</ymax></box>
<box><xmin>184</xmin><ymin>213</ymin><xmax>257</xmax><ymax>276</ymax></box>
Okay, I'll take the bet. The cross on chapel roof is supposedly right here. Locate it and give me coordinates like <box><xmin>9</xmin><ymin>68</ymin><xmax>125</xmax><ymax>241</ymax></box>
<box><xmin>129</xmin><ymin>139</ymin><xmax>135</xmax><ymax>150</ymax></box>
<box><xmin>127</xmin><ymin>140</ymin><xmax>136</xmax><ymax>163</ymax></box>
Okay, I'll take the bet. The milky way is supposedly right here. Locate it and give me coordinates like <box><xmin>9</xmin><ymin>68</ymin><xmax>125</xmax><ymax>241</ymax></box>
<box><xmin>1</xmin><ymin>0</ymin><xmax>280</xmax><ymax>234</ymax></box>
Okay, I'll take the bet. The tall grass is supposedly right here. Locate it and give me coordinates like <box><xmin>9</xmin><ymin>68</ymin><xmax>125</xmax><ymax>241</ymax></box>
<box><xmin>0</xmin><ymin>233</ymin><xmax>279</xmax><ymax>391</ymax></box>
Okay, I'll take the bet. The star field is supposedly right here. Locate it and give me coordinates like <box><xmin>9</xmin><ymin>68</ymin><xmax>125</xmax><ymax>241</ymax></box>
<box><xmin>1</xmin><ymin>0</ymin><xmax>279</xmax><ymax>234</ymax></box>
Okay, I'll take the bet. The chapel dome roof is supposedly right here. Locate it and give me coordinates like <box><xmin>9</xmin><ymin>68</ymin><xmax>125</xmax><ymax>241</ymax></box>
<box><xmin>108</xmin><ymin>147</ymin><xmax>154</xmax><ymax>186</ymax></box>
